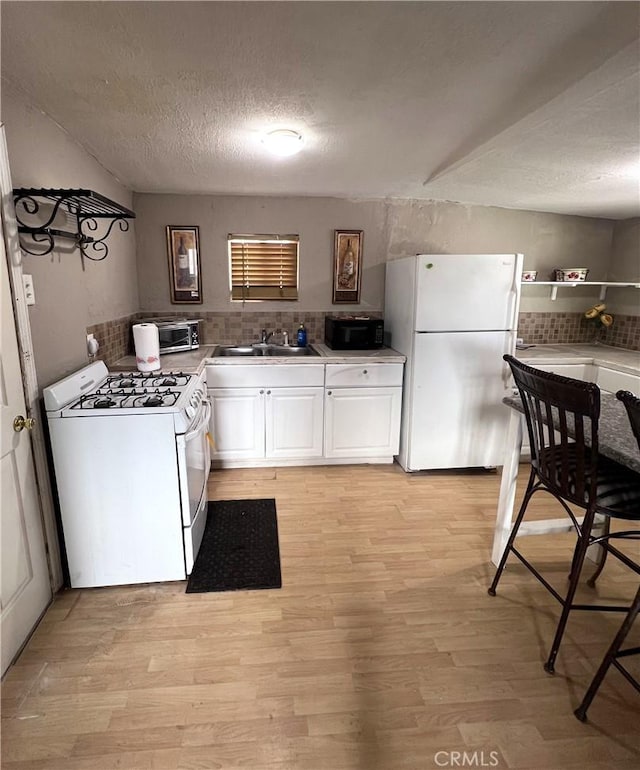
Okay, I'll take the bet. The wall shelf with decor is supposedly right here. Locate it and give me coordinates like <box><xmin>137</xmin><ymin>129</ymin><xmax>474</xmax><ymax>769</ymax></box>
<box><xmin>13</xmin><ymin>188</ymin><xmax>135</xmax><ymax>260</ymax></box>
<box><xmin>523</xmin><ymin>281</ymin><xmax>640</xmax><ymax>301</ymax></box>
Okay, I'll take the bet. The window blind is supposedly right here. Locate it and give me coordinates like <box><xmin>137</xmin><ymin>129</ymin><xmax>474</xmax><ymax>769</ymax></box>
<box><xmin>229</xmin><ymin>234</ymin><xmax>299</xmax><ymax>301</ymax></box>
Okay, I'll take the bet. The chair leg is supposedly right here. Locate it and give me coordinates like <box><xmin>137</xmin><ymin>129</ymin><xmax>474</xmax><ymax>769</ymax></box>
<box><xmin>488</xmin><ymin>468</ymin><xmax>537</xmax><ymax>597</ymax></box>
<box><xmin>544</xmin><ymin>513</ymin><xmax>595</xmax><ymax>674</ymax></box>
<box><xmin>574</xmin><ymin>585</ymin><xmax>640</xmax><ymax>722</ymax></box>
<box><xmin>586</xmin><ymin>518</ymin><xmax>611</xmax><ymax>588</ymax></box>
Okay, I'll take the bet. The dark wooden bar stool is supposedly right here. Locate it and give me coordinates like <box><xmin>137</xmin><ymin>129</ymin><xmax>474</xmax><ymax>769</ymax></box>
<box><xmin>574</xmin><ymin>390</ymin><xmax>640</xmax><ymax>721</ymax></box>
<box><xmin>489</xmin><ymin>358</ymin><xmax>640</xmax><ymax>675</ymax></box>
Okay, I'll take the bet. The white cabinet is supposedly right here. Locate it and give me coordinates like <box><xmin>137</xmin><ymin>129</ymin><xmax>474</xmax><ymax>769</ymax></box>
<box><xmin>207</xmin><ymin>361</ymin><xmax>405</xmax><ymax>467</ymax></box>
<box><xmin>520</xmin><ymin>362</ymin><xmax>639</xmax><ymax>395</ymax></box>
<box><xmin>529</xmin><ymin>363</ymin><xmax>594</xmax><ymax>380</ymax></box>
<box><xmin>265</xmin><ymin>387</ymin><xmax>324</xmax><ymax>459</ymax></box>
<box><xmin>208</xmin><ymin>388</ymin><xmax>265</xmax><ymax>461</ymax></box>
<box><xmin>324</xmin><ymin>386</ymin><xmax>402</xmax><ymax>459</ymax></box>
<box><xmin>207</xmin><ymin>364</ymin><xmax>325</xmax><ymax>466</ymax></box>
<box><xmin>595</xmin><ymin>367</ymin><xmax>640</xmax><ymax>396</ymax></box>
<box><xmin>324</xmin><ymin>364</ymin><xmax>403</xmax><ymax>461</ymax></box>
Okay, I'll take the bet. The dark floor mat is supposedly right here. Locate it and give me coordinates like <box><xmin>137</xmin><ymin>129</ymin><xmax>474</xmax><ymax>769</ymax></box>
<box><xmin>186</xmin><ymin>499</ymin><xmax>282</xmax><ymax>593</ymax></box>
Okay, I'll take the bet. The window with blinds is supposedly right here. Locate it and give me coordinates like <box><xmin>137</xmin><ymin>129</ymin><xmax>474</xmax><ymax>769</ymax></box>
<box><xmin>228</xmin><ymin>234</ymin><xmax>299</xmax><ymax>301</ymax></box>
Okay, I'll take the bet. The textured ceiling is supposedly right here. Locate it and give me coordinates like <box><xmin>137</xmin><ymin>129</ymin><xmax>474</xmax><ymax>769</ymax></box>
<box><xmin>2</xmin><ymin>1</ymin><xmax>639</xmax><ymax>219</ymax></box>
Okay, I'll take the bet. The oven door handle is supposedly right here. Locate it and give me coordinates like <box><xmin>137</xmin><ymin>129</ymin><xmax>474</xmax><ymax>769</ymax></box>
<box><xmin>184</xmin><ymin>399</ymin><xmax>211</xmax><ymax>441</ymax></box>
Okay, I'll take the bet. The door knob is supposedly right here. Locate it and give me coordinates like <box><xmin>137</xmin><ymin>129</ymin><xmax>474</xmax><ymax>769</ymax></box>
<box><xmin>13</xmin><ymin>415</ymin><xmax>36</xmax><ymax>432</ymax></box>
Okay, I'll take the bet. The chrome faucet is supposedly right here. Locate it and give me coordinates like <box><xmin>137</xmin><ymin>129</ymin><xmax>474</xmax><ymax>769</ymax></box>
<box><xmin>261</xmin><ymin>328</ymin><xmax>289</xmax><ymax>345</ymax></box>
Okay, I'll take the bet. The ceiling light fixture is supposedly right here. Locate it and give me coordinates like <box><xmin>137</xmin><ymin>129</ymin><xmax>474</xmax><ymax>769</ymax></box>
<box><xmin>262</xmin><ymin>129</ymin><xmax>304</xmax><ymax>157</ymax></box>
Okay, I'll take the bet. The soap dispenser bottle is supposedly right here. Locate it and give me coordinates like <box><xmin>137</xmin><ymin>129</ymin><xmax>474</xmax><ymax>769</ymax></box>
<box><xmin>296</xmin><ymin>322</ymin><xmax>307</xmax><ymax>347</ymax></box>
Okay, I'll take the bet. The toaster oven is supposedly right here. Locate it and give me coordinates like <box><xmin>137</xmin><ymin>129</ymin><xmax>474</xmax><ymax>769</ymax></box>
<box><xmin>140</xmin><ymin>318</ymin><xmax>200</xmax><ymax>354</ymax></box>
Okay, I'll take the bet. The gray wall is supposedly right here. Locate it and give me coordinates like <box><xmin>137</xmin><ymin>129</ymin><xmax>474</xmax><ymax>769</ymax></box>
<box><xmin>134</xmin><ymin>194</ymin><xmax>387</xmax><ymax>314</ymax></box>
<box><xmin>3</xmin><ymin>84</ymin><xmax>138</xmax><ymax>386</ymax></box>
<box><xmin>135</xmin><ymin>193</ymin><xmax>617</xmax><ymax>316</ymax></box>
<box><xmin>607</xmin><ymin>218</ymin><xmax>640</xmax><ymax>316</ymax></box>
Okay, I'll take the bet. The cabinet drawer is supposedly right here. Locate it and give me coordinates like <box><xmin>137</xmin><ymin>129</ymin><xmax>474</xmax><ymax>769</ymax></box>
<box><xmin>207</xmin><ymin>364</ymin><xmax>325</xmax><ymax>388</ymax></box>
<box><xmin>325</xmin><ymin>363</ymin><xmax>404</xmax><ymax>388</ymax></box>
<box><xmin>596</xmin><ymin>367</ymin><xmax>640</xmax><ymax>396</ymax></box>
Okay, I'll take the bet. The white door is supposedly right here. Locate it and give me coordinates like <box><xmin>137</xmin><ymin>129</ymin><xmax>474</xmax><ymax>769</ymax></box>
<box><xmin>414</xmin><ymin>254</ymin><xmax>521</xmax><ymax>332</ymax></box>
<box><xmin>208</xmin><ymin>388</ymin><xmax>265</xmax><ymax>461</ymax></box>
<box><xmin>408</xmin><ymin>331</ymin><xmax>514</xmax><ymax>470</ymax></box>
<box><xmin>324</xmin><ymin>387</ymin><xmax>402</xmax><ymax>459</ymax></box>
<box><xmin>1</xmin><ymin>227</ymin><xmax>51</xmax><ymax>674</ymax></box>
<box><xmin>265</xmin><ymin>387</ymin><xmax>324</xmax><ymax>459</ymax></box>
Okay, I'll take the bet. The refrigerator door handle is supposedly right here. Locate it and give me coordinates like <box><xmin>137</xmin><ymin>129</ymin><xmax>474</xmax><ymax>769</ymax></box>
<box><xmin>502</xmin><ymin>330</ymin><xmax>517</xmax><ymax>390</ymax></box>
<box><xmin>501</xmin><ymin>359</ymin><xmax>512</xmax><ymax>390</ymax></box>
<box><xmin>506</xmin><ymin>254</ymin><xmax>523</xmax><ymax>330</ymax></box>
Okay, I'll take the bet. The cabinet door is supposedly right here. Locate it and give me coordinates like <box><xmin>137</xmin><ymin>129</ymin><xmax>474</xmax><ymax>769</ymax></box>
<box><xmin>208</xmin><ymin>388</ymin><xmax>265</xmax><ymax>461</ymax></box>
<box><xmin>265</xmin><ymin>387</ymin><xmax>324</xmax><ymax>459</ymax></box>
<box><xmin>324</xmin><ymin>387</ymin><xmax>402</xmax><ymax>459</ymax></box>
<box><xmin>595</xmin><ymin>367</ymin><xmax>639</xmax><ymax>396</ymax></box>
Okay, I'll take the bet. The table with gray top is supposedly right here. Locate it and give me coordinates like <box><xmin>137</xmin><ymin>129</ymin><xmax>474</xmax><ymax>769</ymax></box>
<box><xmin>491</xmin><ymin>391</ymin><xmax>640</xmax><ymax>565</ymax></box>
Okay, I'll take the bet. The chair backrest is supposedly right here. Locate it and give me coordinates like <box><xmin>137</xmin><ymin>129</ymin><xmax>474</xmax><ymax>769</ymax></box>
<box><xmin>617</xmin><ymin>390</ymin><xmax>640</xmax><ymax>452</ymax></box>
<box><xmin>504</xmin><ymin>355</ymin><xmax>601</xmax><ymax>507</ymax></box>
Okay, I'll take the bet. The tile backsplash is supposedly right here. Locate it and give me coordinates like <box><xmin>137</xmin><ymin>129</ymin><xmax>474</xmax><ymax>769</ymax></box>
<box><xmin>517</xmin><ymin>312</ymin><xmax>640</xmax><ymax>350</ymax></box>
<box><xmin>86</xmin><ymin>314</ymin><xmax>138</xmax><ymax>366</ymax></box>
<box><xmin>88</xmin><ymin>310</ymin><xmax>640</xmax><ymax>367</ymax></box>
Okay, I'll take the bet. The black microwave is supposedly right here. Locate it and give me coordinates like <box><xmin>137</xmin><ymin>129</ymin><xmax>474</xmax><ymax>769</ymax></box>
<box><xmin>324</xmin><ymin>316</ymin><xmax>384</xmax><ymax>350</ymax></box>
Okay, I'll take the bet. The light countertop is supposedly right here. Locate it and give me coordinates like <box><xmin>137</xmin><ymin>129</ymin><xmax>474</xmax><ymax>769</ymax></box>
<box><xmin>111</xmin><ymin>344</ymin><xmax>405</xmax><ymax>373</ymax></box>
<box><xmin>110</xmin><ymin>347</ymin><xmax>215</xmax><ymax>374</ymax></box>
<box><xmin>515</xmin><ymin>343</ymin><xmax>639</xmax><ymax>376</ymax></box>
<box><xmin>205</xmin><ymin>343</ymin><xmax>405</xmax><ymax>366</ymax></box>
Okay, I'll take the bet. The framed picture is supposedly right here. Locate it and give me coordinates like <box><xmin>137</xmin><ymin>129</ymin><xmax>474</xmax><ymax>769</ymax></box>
<box><xmin>332</xmin><ymin>229</ymin><xmax>363</xmax><ymax>303</ymax></box>
<box><xmin>166</xmin><ymin>226</ymin><xmax>202</xmax><ymax>303</ymax></box>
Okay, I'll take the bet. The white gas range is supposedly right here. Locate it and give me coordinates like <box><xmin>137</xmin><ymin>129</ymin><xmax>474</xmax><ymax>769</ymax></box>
<box><xmin>44</xmin><ymin>361</ymin><xmax>211</xmax><ymax>587</ymax></box>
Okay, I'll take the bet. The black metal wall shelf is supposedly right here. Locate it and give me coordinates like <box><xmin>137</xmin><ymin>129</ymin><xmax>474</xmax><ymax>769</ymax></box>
<box><xmin>13</xmin><ymin>188</ymin><xmax>136</xmax><ymax>260</ymax></box>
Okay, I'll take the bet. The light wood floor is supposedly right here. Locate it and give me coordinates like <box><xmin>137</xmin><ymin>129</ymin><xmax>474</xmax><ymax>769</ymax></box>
<box><xmin>2</xmin><ymin>464</ymin><xmax>639</xmax><ymax>770</ymax></box>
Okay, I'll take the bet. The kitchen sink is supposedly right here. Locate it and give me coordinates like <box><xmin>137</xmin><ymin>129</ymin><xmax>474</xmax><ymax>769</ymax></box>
<box><xmin>213</xmin><ymin>346</ymin><xmax>263</xmax><ymax>357</ymax></box>
<box><xmin>265</xmin><ymin>345</ymin><xmax>319</xmax><ymax>357</ymax></box>
<box><xmin>213</xmin><ymin>344</ymin><xmax>319</xmax><ymax>358</ymax></box>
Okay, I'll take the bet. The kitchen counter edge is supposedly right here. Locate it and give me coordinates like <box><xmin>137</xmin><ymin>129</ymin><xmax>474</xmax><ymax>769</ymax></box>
<box><xmin>111</xmin><ymin>344</ymin><xmax>405</xmax><ymax>373</ymax></box>
<box><xmin>515</xmin><ymin>343</ymin><xmax>639</xmax><ymax>377</ymax></box>
<box><xmin>206</xmin><ymin>343</ymin><xmax>405</xmax><ymax>365</ymax></box>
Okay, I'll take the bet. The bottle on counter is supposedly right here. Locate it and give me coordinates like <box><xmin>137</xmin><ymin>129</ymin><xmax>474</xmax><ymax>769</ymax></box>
<box><xmin>296</xmin><ymin>322</ymin><xmax>307</xmax><ymax>347</ymax></box>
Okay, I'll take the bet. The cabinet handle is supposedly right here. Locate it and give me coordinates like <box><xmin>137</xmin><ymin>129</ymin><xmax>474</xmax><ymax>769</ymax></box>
<box><xmin>267</xmin><ymin>390</ymin><xmax>271</xmax><ymax>395</ymax></box>
<box><xmin>327</xmin><ymin>391</ymin><xmax>332</xmax><ymax>396</ymax></box>
<box><xmin>363</xmin><ymin>369</ymin><xmax>368</xmax><ymax>375</ymax></box>
<box><xmin>260</xmin><ymin>389</ymin><xmax>264</xmax><ymax>394</ymax></box>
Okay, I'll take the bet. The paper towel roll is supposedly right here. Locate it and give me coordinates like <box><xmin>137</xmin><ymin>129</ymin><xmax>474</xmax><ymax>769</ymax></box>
<box><xmin>133</xmin><ymin>323</ymin><xmax>161</xmax><ymax>372</ymax></box>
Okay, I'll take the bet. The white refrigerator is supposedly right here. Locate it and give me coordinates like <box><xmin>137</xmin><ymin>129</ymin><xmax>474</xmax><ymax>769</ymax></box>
<box><xmin>384</xmin><ymin>253</ymin><xmax>523</xmax><ymax>471</ymax></box>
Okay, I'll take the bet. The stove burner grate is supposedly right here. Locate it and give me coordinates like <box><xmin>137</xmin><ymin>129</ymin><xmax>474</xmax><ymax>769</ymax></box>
<box><xmin>129</xmin><ymin>390</ymin><xmax>181</xmax><ymax>409</ymax></box>
<box><xmin>104</xmin><ymin>371</ymin><xmax>192</xmax><ymax>390</ymax></box>
<box><xmin>94</xmin><ymin>397</ymin><xmax>116</xmax><ymax>409</ymax></box>
<box><xmin>144</xmin><ymin>394</ymin><xmax>165</xmax><ymax>408</ymax></box>
<box><xmin>72</xmin><ymin>387</ymin><xmax>181</xmax><ymax>410</ymax></box>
